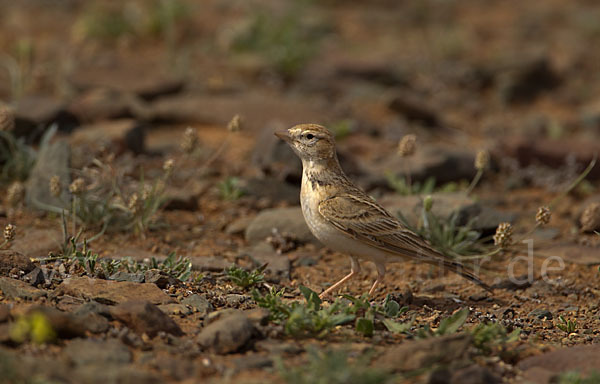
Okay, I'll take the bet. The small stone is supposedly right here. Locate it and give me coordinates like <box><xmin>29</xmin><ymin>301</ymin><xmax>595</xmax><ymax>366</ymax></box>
<box><xmin>110</xmin><ymin>300</ymin><xmax>184</xmax><ymax>338</ymax></box>
<box><xmin>181</xmin><ymin>294</ymin><xmax>213</xmax><ymax>316</ymax></box>
<box><xmin>224</xmin><ymin>294</ymin><xmax>250</xmax><ymax>307</ymax></box>
<box><xmin>23</xmin><ymin>267</ymin><xmax>45</xmax><ymax>286</ymax></box>
<box><xmin>56</xmin><ymin>276</ymin><xmax>174</xmax><ymax>305</ymax></box>
<box><xmin>377</xmin><ymin>333</ymin><xmax>472</xmax><ymax>372</ymax></box>
<box><xmin>158</xmin><ymin>303</ymin><xmax>193</xmax><ymax>316</ymax></box>
<box><xmin>0</xmin><ymin>277</ymin><xmax>46</xmax><ymax>300</ymax></box>
<box><xmin>245</xmin><ymin>207</ymin><xmax>317</xmax><ymax>245</ymax></box>
<box><xmin>225</xmin><ymin>216</ymin><xmax>255</xmax><ymax>235</ymax></box>
<box><xmin>197</xmin><ymin>312</ymin><xmax>255</xmax><ymax>354</ymax></box>
<box><xmin>0</xmin><ymin>250</ymin><xmax>35</xmax><ymax>275</ymax></box>
<box><xmin>244</xmin><ymin>242</ymin><xmax>290</xmax><ymax>281</ymax></box>
<box><xmin>244</xmin><ymin>308</ymin><xmax>270</xmax><ymax>327</ymax></box>
<box><xmin>529</xmin><ymin>308</ymin><xmax>553</xmax><ymax>320</ymax></box>
<box><xmin>144</xmin><ymin>269</ymin><xmax>177</xmax><ymax>289</ymax></box>
<box><xmin>108</xmin><ymin>271</ymin><xmax>145</xmax><ymax>283</ymax></box>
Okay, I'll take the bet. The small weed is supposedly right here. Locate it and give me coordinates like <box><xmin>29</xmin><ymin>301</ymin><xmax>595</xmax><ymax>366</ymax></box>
<box><xmin>385</xmin><ymin>172</ymin><xmax>436</xmax><ymax>196</ymax></box>
<box><xmin>100</xmin><ymin>252</ymin><xmax>192</xmax><ymax>282</ymax></box>
<box><xmin>252</xmin><ymin>287</ymin><xmax>411</xmax><ymax>338</ymax></box>
<box><xmin>417</xmin><ymin>308</ymin><xmax>469</xmax><ymax>338</ymax></box>
<box><xmin>556</xmin><ymin>316</ymin><xmax>577</xmax><ymax>334</ymax></box>
<box><xmin>277</xmin><ymin>347</ymin><xmax>394</xmax><ymax>384</ymax></box>
<box><xmin>226</xmin><ymin>264</ymin><xmax>265</xmax><ymax>289</ymax></box>
<box><xmin>397</xmin><ymin>197</ymin><xmax>491</xmax><ymax>259</ymax></box>
<box><xmin>0</xmin><ymin>130</ymin><xmax>37</xmax><ymax>184</ymax></box>
<box><xmin>327</xmin><ymin>120</ymin><xmax>355</xmax><ymax>140</ymax></box>
<box><xmin>218</xmin><ymin>177</ymin><xmax>244</xmax><ymax>200</ymax></box>
<box><xmin>471</xmin><ymin>322</ymin><xmax>521</xmax><ymax>355</ymax></box>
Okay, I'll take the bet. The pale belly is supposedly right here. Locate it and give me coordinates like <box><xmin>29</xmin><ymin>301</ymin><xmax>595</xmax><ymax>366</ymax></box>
<box><xmin>300</xmin><ymin>188</ymin><xmax>391</xmax><ymax>266</ymax></box>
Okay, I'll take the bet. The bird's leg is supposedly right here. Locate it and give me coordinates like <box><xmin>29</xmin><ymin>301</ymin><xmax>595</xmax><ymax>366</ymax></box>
<box><xmin>368</xmin><ymin>263</ymin><xmax>386</xmax><ymax>296</ymax></box>
<box><xmin>319</xmin><ymin>257</ymin><xmax>361</xmax><ymax>299</ymax></box>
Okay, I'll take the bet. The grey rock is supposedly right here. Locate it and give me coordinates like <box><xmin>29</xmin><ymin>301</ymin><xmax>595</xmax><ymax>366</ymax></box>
<box><xmin>108</xmin><ymin>271</ymin><xmax>145</xmax><ymax>283</ymax></box>
<box><xmin>25</xmin><ymin>139</ymin><xmax>70</xmax><ymax>209</ymax></box>
<box><xmin>225</xmin><ymin>216</ymin><xmax>255</xmax><ymax>235</ymax></box>
<box><xmin>181</xmin><ymin>294</ymin><xmax>213</xmax><ymax>315</ymax></box>
<box><xmin>519</xmin><ymin>344</ymin><xmax>600</xmax><ymax>380</ymax></box>
<box><xmin>0</xmin><ymin>277</ymin><xmax>46</xmax><ymax>300</ymax></box>
<box><xmin>111</xmin><ymin>300</ymin><xmax>184</xmax><ymax>337</ymax></box>
<box><xmin>23</xmin><ymin>267</ymin><xmax>45</xmax><ymax>286</ymax></box>
<box><xmin>74</xmin><ymin>301</ymin><xmax>112</xmax><ymax>318</ymax></box>
<box><xmin>13</xmin><ymin>95</ymin><xmax>79</xmax><ymax>138</ymax></box>
<box><xmin>224</xmin><ymin>294</ymin><xmax>250</xmax><ymax>307</ymax></box>
<box><xmin>63</xmin><ymin>338</ymin><xmax>132</xmax><ymax>366</ymax></box>
<box><xmin>377</xmin><ymin>333</ymin><xmax>472</xmax><ymax>372</ymax></box>
<box><xmin>233</xmin><ymin>354</ymin><xmax>273</xmax><ymax>372</ymax></box>
<box><xmin>158</xmin><ymin>303</ymin><xmax>193</xmax><ymax>317</ymax></box>
<box><xmin>528</xmin><ymin>308</ymin><xmax>553</xmax><ymax>320</ymax></box>
<box><xmin>245</xmin><ymin>242</ymin><xmax>290</xmax><ymax>281</ymax></box>
<box><xmin>197</xmin><ymin>312</ymin><xmax>255</xmax><ymax>354</ymax></box>
<box><xmin>56</xmin><ymin>276</ymin><xmax>174</xmax><ymax>305</ymax></box>
<box><xmin>245</xmin><ymin>207</ymin><xmax>317</xmax><ymax>245</ymax></box>
<box><xmin>370</xmin><ymin>145</ymin><xmax>476</xmax><ymax>187</ymax></box>
<box><xmin>0</xmin><ymin>250</ymin><xmax>35</xmax><ymax>275</ymax></box>
<box><xmin>144</xmin><ymin>269</ymin><xmax>177</xmax><ymax>288</ymax></box>
<box><xmin>69</xmin><ymin>119</ymin><xmax>146</xmax><ymax>155</ymax></box>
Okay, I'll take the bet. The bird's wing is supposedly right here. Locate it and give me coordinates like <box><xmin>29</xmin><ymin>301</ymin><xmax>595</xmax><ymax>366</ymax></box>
<box><xmin>318</xmin><ymin>193</ymin><xmax>492</xmax><ymax>291</ymax></box>
<box><xmin>317</xmin><ymin>194</ymin><xmax>441</xmax><ymax>261</ymax></box>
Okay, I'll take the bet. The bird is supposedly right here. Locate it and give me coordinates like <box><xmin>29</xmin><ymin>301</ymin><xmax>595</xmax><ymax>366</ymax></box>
<box><xmin>275</xmin><ymin>123</ymin><xmax>491</xmax><ymax>299</ymax></box>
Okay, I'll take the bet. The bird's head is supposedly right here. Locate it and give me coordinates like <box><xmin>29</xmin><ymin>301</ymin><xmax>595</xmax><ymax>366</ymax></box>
<box><xmin>274</xmin><ymin>124</ymin><xmax>337</xmax><ymax>163</ymax></box>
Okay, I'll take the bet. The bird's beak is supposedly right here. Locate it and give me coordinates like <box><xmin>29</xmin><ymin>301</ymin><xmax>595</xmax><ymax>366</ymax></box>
<box><xmin>274</xmin><ymin>130</ymin><xmax>293</xmax><ymax>144</ymax></box>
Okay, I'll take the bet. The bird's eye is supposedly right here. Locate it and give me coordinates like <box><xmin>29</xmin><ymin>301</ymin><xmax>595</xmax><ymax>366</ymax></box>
<box><xmin>306</xmin><ymin>133</ymin><xmax>314</xmax><ymax>140</ymax></box>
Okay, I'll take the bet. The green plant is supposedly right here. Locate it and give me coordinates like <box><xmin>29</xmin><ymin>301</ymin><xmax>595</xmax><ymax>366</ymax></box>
<box><xmin>231</xmin><ymin>1</ymin><xmax>325</xmax><ymax>79</ymax></box>
<box><xmin>397</xmin><ymin>198</ymin><xmax>492</xmax><ymax>260</ymax></box>
<box><xmin>556</xmin><ymin>315</ymin><xmax>577</xmax><ymax>334</ymax></box>
<box><xmin>557</xmin><ymin>371</ymin><xmax>600</xmax><ymax>384</ymax></box>
<box><xmin>417</xmin><ymin>308</ymin><xmax>469</xmax><ymax>338</ymax></box>
<box><xmin>385</xmin><ymin>172</ymin><xmax>436</xmax><ymax>196</ymax></box>
<box><xmin>471</xmin><ymin>322</ymin><xmax>520</xmax><ymax>355</ymax></box>
<box><xmin>76</xmin><ymin>4</ymin><xmax>135</xmax><ymax>41</ymax></box>
<box><xmin>327</xmin><ymin>120</ymin><xmax>354</xmax><ymax>140</ymax></box>
<box><xmin>252</xmin><ymin>286</ymin><xmax>412</xmax><ymax>338</ymax></box>
<box><xmin>277</xmin><ymin>347</ymin><xmax>394</xmax><ymax>384</ymax></box>
<box><xmin>226</xmin><ymin>264</ymin><xmax>266</xmax><ymax>289</ymax></box>
<box><xmin>218</xmin><ymin>177</ymin><xmax>244</xmax><ymax>200</ymax></box>
<box><xmin>0</xmin><ymin>130</ymin><xmax>37</xmax><ymax>184</ymax></box>
<box><xmin>102</xmin><ymin>252</ymin><xmax>192</xmax><ymax>282</ymax></box>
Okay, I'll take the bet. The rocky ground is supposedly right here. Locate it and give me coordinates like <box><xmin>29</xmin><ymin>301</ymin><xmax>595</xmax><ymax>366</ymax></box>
<box><xmin>1</xmin><ymin>1</ymin><xmax>600</xmax><ymax>383</ymax></box>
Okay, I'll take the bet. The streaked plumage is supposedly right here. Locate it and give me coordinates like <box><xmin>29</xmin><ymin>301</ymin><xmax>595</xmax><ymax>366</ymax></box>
<box><xmin>275</xmin><ymin>124</ymin><xmax>490</xmax><ymax>298</ymax></box>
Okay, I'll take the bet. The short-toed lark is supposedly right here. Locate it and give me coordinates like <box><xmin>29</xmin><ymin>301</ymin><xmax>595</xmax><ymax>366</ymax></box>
<box><xmin>275</xmin><ymin>124</ymin><xmax>491</xmax><ymax>298</ymax></box>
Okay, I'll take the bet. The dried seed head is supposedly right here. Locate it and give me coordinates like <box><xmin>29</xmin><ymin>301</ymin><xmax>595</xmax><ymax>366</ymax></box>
<box><xmin>227</xmin><ymin>114</ymin><xmax>242</xmax><ymax>132</ymax></box>
<box><xmin>69</xmin><ymin>178</ymin><xmax>86</xmax><ymax>195</ymax></box>
<box><xmin>141</xmin><ymin>185</ymin><xmax>153</xmax><ymax>201</ymax></box>
<box><xmin>163</xmin><ymin>158</ymin><xmax>174</xmax><ymax>175</ymax></box>
<box><xmin>0</xmin><ymin>105</ymin><xmax>15</xmax><ymax>132</ymax></box>
<box><xmin>6</xmin><ymin>181</ymin><xmax>24</xmax><ymax>206</ymax></box>
<box><xmin>493</xmin><ymin>222</ymin><xmax>513</xmax><ymax>247</ymax></box>
<box><xmin>475</xmin><ymin>150</ymin><xmax>490</xmax><ymax>171</ymax></box>
<box><xmin>3</xmin><ymin>224</ymin><xmax>15</xmax><ymax>242</ymax></box>
<box><xmin>535</xmin><ymin>206</ymin><xmax>551</xmax><ymax>226</ymax></box>
<box><xmin>49</xmin><ymin>175</ymin><xmax>61</xmax><ymax>198</ymax></box>
<box><xmin>398</xmin><ymin>134</ymin><xmax>417</xmax><ymax>157</ymax></box>
<box><xmin>181</xmin><ymin>127</ymin><xmax>199</xmax><ymax>154</ymax></box>
<box><xmin>580</xmin><ymin>203</ymin><xmax>600</xmax><ymax>233</ymax></box>
<box><xmin>128</xmin><ymin>193</ymin><xmax>141</xmax><ymax>215</ymax></box>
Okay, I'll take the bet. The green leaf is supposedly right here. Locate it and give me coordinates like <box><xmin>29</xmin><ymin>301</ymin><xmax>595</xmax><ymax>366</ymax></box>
<box><xmin>382</xmin><ymin>316</ymin><xmax>414</xmax><ymax>334</ymax></box>
<box><xmin>437</xmin><ymin>308</ymin><xmax>469</xmax><ymax>335</ymax></box>
<box><xmin>299</xmin><ymin>285</ymin><xmax>322</xmax><ymax>310</ymax></box>
<box><xmin>355</xmin><ymin>317</ymin><xmax>374</xmax><ymax>337</ymax></box>
<box><xmin>383</xmin><ymin>297</ymin><xmax>400</xmax><ymax>317</ymax></box>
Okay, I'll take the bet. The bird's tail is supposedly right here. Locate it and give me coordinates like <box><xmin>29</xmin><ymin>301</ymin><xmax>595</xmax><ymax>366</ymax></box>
<box><xmin>437</xmin><ymin>258</ymin><xmax>493</xmax><ymax>292</ymax></box>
